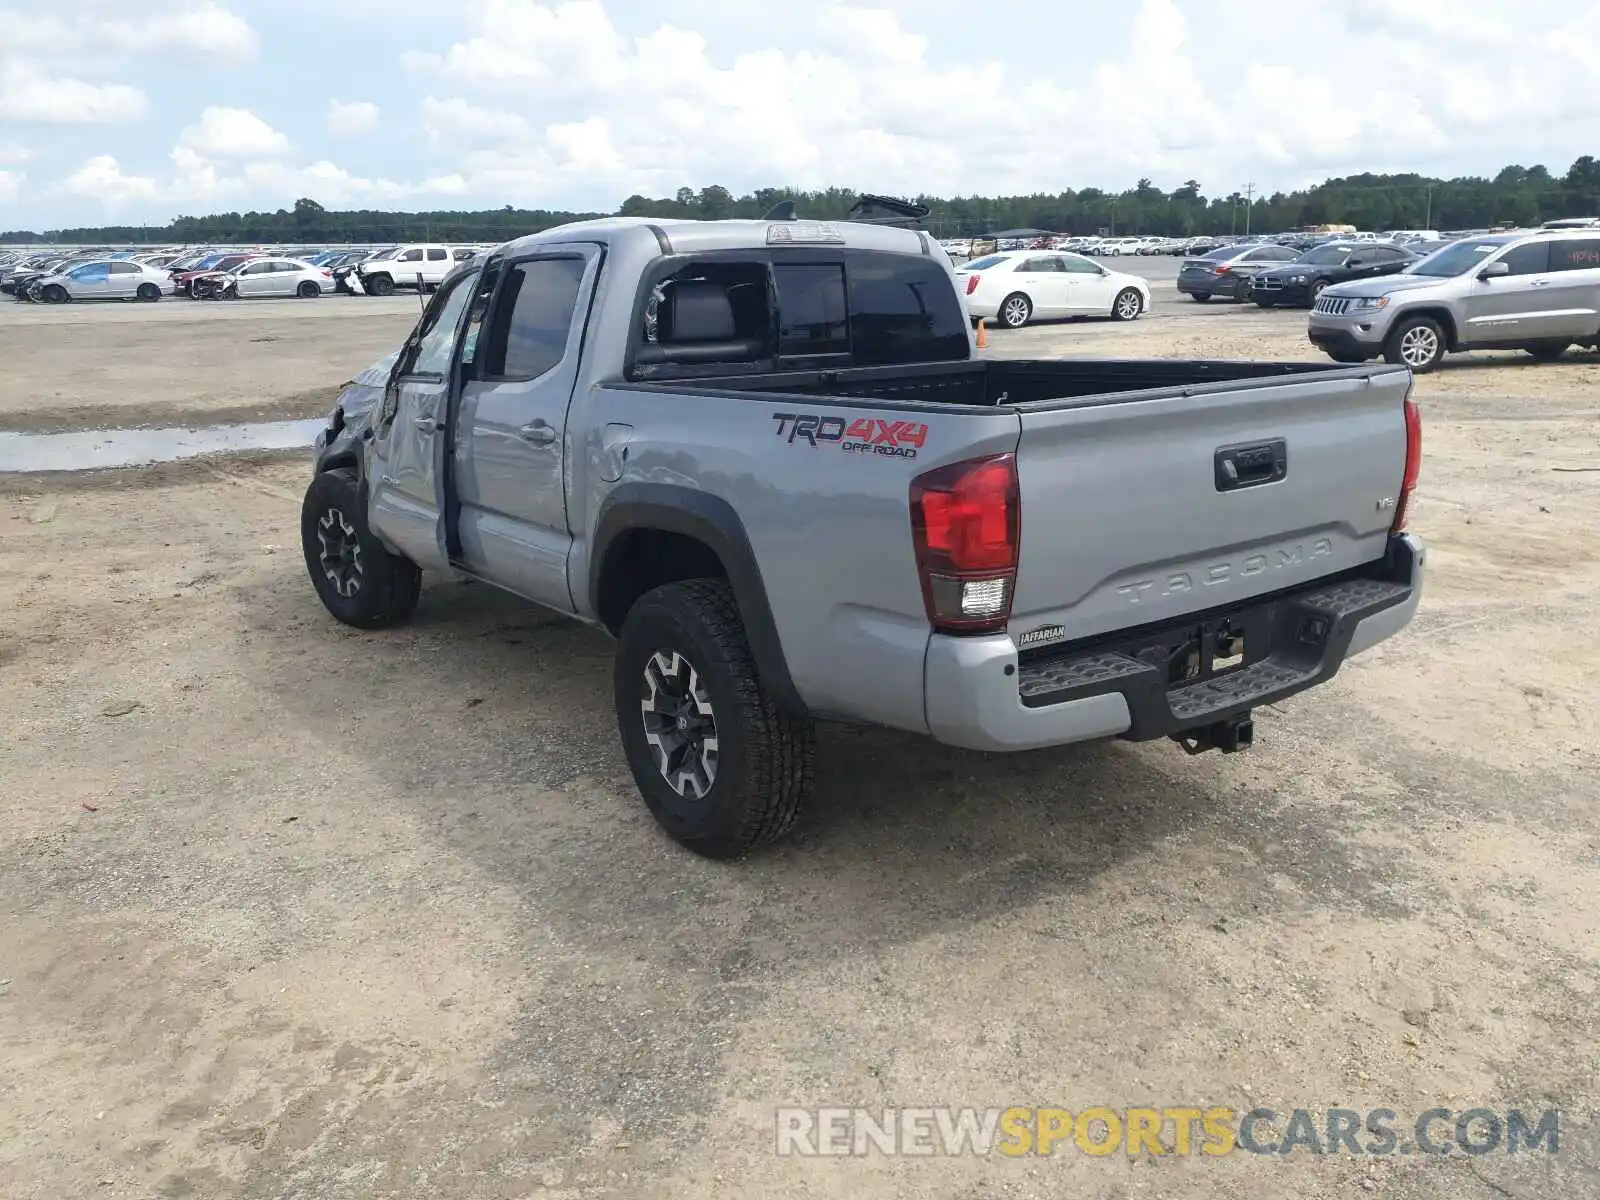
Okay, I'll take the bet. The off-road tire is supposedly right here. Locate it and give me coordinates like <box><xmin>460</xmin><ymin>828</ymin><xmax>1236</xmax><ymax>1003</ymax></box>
<box><xmin>301</xmin><ymin>468</ymin><xmax>422</xmax><ymax>629</ymax></box>
<box><xmin>615</xmin><ymin>579</ymin><xmax>815</xmax><ymax>858</ymax></box>
<box><xmin>364</xmin><ymin>273</ymin><xmax>395</xmax><ymax>297</ymax></box>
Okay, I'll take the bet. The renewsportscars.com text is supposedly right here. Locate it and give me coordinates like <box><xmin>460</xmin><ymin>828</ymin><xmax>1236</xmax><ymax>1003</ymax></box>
<box><xmin>775</xmin><ymin>1106</ymin><xmax>1561</xmax><ymax>1158</ymax></box>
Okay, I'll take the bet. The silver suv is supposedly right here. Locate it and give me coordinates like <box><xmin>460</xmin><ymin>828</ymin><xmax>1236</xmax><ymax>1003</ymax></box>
<box><xmin>1307</xmin><ymin>229</ymin><xmax>1600</xmax><ymax>371</ymax></box>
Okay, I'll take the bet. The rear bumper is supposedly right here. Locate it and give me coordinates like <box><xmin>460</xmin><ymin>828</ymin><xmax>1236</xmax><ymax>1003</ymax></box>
<box><xmin>1177</xmin><ymin>274</ymin><xmax>1231</xmax><ymax>297</ymax></box>
<box><xmin>924</xmin><ymin>534</ymin><xmax>1424</xmax><ymax>752</ymax></box>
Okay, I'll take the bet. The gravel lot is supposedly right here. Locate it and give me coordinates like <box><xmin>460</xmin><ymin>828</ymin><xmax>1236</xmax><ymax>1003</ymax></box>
<box><xmin>2</xmin><ymin>285</ymin><xmax>1599</xmax><ymax>1199</ymax></box>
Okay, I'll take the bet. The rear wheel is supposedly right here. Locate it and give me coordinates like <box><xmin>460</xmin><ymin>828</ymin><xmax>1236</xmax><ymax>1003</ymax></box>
<box><xmin>999</xmin><ymin>292</ymin><xmax>1032</xmax><ymax>328</ymax></box>
<box><xmin>615</xmin><ymin>579</ymin><xmax>815</xmax><ymax>858</ymax></box>
<box><xmin>1233</xmin><ymin>275</ymin><xmax>1254</xmax><ymax>301</ymax></box>
<box><xmin>1112</xmin><ymin>288</ymin><xmax>1142</xmax><ymax>321</ymax></box>
<box><xmin>300</xmin><ymin>468</ymin><xmax>422</xmax><ymax>629</ymax></box>
<box><xmin>296</xmin><ymin>280</ymin><xmax>321</xmax><ymax>298</ymax></box>
<box><xmin>1384</xmin><ymin>315</ymin><xmax>1446</xmax><ymax>373</ymax></box>
<box><xmin>1526</xmin><ymin>341</ymin><xmax>1571</xmax><ymax>361</ymax></box>
<box><xmin>135</xmin><ymin>282</ymin><xmax>161</xmax><ymax>301</ymax></box>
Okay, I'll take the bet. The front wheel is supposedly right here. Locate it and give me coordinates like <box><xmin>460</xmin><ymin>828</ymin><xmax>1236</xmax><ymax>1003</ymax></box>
<box><xmin>136</xmin><ymin>282</ymin><xmax>161</xmax><ymax>301</ymax></box>
<box><xmin>41</xmin><ymin>284</ymin><xmax>68</xmax><ymax>304</ymax></box>
<box><xmin>1384</xmin><ymin>316</ymin><xmax>1446</xmax><ymax>373</ymax></box>
<box><xmin>1254</xmin><ymin>298</ymin><xmax>1276</xmax><ymax>309</ymax></box>
<box><xmin>1189</xmin><ymin>292</ymin><xmax>1211</xmax><ymax>303</ymax></box>
<box><xmin>615</xmin><ymin>579</ymin><xmax>815</xmax><ymax>858</ymax></box>
<box><xmin>300</xmin><ymin>468</ymin><xmax>422</xmax><ymax>629</ymax></box>
<box><xmin>364</xmin><ymin>273</ymin><xmax>395</xmax><ymax>297</ymax></box>
<box><xmin>1112</xmin><ymin>288</ymin><xmax>1143</xmax><ymax>321</ymax></box>
<box><xmin>998</xmin><ymin>292</ymin><xmax>1033</xmax><ymax>328</ymax></box>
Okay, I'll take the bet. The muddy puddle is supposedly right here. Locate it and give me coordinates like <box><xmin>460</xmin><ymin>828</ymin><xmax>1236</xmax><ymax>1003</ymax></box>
<box><xmin>0</xmin><ymin>419</ymin><xmax>323</xmax><ymax>473</ymax></box>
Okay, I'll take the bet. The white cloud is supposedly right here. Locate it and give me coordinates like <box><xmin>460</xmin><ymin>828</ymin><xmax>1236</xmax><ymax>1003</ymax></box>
<box><xmin>0</xmin><ymin>2</ymin><xmax>256</xmax><ymax>63</ymax></box>
<box><xmin>0</xmin><ymin>170</ymin><xmax>21</xmax><ymax>203</ymax></box>
<box><xmin>0</xmin><ymin>144</ymin><xmax>33</xmax><ymax>166</ymax></box>
<box><xmin>178</xmin><ymin>106</ymin><xmax>290</xmax><ymax>157</ymax></box>
<box><xmin>0</xmin><ymin>61</ymin><xmax>146</xmax><ymax>122</ymax></box>
<box><xmin>59</xmin><ymin>154</ymin><xmax>161</xmax><ymax>208</ymax></box>
<box><xmin>420</xmin><ymin>96</ymin><xmax>528</xmax><ymax>148</ymax></box>
<box><xmin>239</xmin><ymin>159</ymin><xmax>469</xmax><ymax>206</ymax></box>
<box><xmin>326</xmin><ymin>99</ymin><xmax>380</xmax><ymax>138</ymax></box>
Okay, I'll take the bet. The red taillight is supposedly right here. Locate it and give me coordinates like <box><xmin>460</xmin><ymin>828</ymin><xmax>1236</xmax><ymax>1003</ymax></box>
<box><xmin>910</xmin><ymin>453</ymin><xmax>1020</xmax><ymax>634</ymax></box>
<box><xmin>964</xmin><ymin>273</ymin><xmax>981</xmax><ymax>295</ymax></box>
<box><xmin>1392</xmin><ymin>392</ymin><xmax>1422</xmax><ymax>532</ymax></box>
<box><xmin>1213</xmin><ymin>264</ymin><xmax>1231</xmax><ymax>275</ymax></box>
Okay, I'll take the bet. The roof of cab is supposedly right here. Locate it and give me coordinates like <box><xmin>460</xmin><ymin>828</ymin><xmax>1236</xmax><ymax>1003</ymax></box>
<box><xmin>498</xmin><ymin>216</ymin><xmax>930</xmax><ymax>259</ymax></box>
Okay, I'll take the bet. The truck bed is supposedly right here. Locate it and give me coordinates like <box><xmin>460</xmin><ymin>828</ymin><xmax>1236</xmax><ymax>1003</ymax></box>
<box><xmin>629</xmin><ymin>356</ymin><xmax>1365</xmax><ymax>410</ymax></box>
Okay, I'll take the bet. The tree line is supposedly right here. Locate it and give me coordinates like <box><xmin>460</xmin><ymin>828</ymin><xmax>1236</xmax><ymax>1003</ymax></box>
<box><xmin>5</xmin><ymin>157</ymin><xmax>1598</xmax><ymax>245</ymax></box>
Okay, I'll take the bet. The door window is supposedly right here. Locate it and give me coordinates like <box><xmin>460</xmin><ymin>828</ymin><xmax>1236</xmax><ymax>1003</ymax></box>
<box><xmin>482</xmin><ymin>257</ymin><xmax>587</xmax><ymax>380</ymax></box>
<box><xmin>109</xmin><ymin>261</ymin><xmax>140</xmax><ymax>275</ymax></box>
<box><xmin>400</xmin><ymin>275</ymin><xmax>475</xmax><ymax>378</ymax></box>
<box><xmin>70</xmin><ymin>263</ymin><xmax>110</xmax><ymax>282</ymax></box>
<box><xmin>1550</xmin><ymin>239</ymin><xmax>1600</xmax><ymax>271</ymax></box>
<box><xmin>398</xmin><ymin>248</ymin><xmax>424</xmax><ymax>263</ymax></box>
<box><xmin>1497</xmin><ymin>241</ymin><xmax>1551</xmax><ymax>275</ymax></box>
<box><xmin>1059</xmin><ymin>255</ymin><xmax>1102</xmax><ymax>274</ymax></box>
<box><xmin>426</xmin><ymin>248</ymin><xmax>449</xmax><ymax>261</ymax></box>
<box><xmin>1018</xmin><ymin>256</ymin><xmax>1063</xmax><ymax>272</ymax></box>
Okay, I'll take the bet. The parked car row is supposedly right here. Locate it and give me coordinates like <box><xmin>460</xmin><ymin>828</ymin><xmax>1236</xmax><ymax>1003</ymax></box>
<box><xmin>0</xmin><ymin>242</ymin><xmax>495</xmax><ymax>303</ymax></box>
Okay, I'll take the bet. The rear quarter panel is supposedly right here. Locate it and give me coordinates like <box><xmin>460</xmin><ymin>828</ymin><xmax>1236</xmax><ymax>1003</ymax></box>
<box><xmin>572</xmin><ymin>385</ymin><xmax>1020</xmax><ymax>728</ymax></box>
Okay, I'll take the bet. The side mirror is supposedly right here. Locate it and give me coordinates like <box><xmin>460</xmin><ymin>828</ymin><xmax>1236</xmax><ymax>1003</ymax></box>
<box><xmin>1479</xmin><ymin>260</ymin><xmax>1510</xmax><ymax>280</ymax></box>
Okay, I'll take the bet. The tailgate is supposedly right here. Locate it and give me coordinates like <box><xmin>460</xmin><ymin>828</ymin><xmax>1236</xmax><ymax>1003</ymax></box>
<box><xmin>1008</xmin><ymin>369</ymin><xmax>1411</xmax><ymax>643</ymax></box>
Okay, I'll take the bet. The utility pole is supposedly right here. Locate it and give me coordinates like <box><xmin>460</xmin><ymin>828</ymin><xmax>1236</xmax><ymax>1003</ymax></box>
<box><xmin>1242</xmin><ymin>182</ymin><xmax>1256</xmax><ymax>235</ymax></box>
<box><xmin>1424</xmin><ymin>185</ymin><xmax>1434</xmax><ymax>230</ymax></box>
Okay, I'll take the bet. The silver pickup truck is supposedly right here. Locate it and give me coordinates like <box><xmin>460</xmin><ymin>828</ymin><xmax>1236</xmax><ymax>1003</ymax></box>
<box><xmin>303</xmin><ymin>215</ymin><xmax>1425</xmax><ymax>857</ymax></box>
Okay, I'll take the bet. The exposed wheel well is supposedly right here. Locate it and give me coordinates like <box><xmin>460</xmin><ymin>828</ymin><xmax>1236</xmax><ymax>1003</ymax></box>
<box><xmin>1393</xmin><ymin>306</ymin><xmax>1459</xmax><ymax>350</ymax></box>
<box><xmin>596</xmin><ymin>528</ymin><xmax>728</xmax><ymax>634</ymax></box>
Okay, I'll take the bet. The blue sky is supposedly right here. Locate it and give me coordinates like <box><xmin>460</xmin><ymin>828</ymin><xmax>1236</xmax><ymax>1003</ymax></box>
<box><xmin>2</xmin><ymin>0</ymin><xmax>1597</xmax><ymax>229</ymax></box>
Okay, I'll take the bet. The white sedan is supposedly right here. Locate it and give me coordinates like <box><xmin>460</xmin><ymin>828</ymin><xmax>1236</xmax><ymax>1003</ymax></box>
<box><xmin>956</xmin><ymin>250</ymin><xmax>1152</xmax><ymax>328</ymax></box>
<box><xmin>227</xmin><ymin>257</ymin><xmax>335</xmax><ymax>298</ymax></box>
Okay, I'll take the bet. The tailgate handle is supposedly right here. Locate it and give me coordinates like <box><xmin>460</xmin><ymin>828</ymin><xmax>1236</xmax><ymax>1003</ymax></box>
<box><xmin>1215</xmin><ymin>440</ymin><xmax>1287</xmax><ymax>491</ymax></box>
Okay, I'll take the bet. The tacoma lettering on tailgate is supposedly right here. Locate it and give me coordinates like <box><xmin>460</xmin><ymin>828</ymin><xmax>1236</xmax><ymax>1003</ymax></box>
<box><xmin>1117</xmin><ymin>538</ymin><xmax>1335</xmax><ymax>604</ymax></box>
<box><xmin>772</xmin><ymin>413</ymin><xmax>927</xmax><ymax>460</ymax></box>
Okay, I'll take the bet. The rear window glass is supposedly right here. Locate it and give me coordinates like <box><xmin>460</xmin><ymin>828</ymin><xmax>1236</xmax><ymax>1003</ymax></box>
<box><xmin>961</xmin><ymin>254</ymin><xmax>1006</xmax><ymax>271</ymax></box>
<box><xmin>1202</xmin><ymin>246</ymin><xmax>1243</xmax><ymax>260</ymax></box>
<box><xmin>847</xmin><ymin>256</ymin><xmax>971</xmax><ymax>366</ymax></box>
<box><xmin>774</xmin><ymin>264</ymin><xmax>849</xmax><ymax>357</ymax></box>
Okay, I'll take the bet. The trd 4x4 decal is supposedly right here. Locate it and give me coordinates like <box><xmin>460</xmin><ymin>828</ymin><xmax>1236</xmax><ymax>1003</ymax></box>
<box><xmin>771</xmin><ymin>412</ymin><xmax>928</xmax><ymax>459</ymax></box>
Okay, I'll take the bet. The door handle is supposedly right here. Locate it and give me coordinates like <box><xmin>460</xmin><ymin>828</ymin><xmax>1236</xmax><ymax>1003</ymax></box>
<box><xmin>1530</xmin><ymin>279</ymin><xmax>1551</xmax><ymax>287</ymax></box>
<box><xmin>518</xmin><ymin>421</ymin><xmax>557</xmax><ymax>446</ymax></box>
<box><xmin>413</xmin><ymin>415</ymin><xmax>438</xmax><ymax>433</ymax></box>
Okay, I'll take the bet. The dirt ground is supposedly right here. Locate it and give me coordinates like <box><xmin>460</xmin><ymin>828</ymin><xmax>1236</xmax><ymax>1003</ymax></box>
<box><xmin>0</xmin><ymin>296</ymin><xmax>420</xmax><ymax>432</ymax></box>
<box><xmin>2</xmin><ymin>295</ymin><xmax>1599</xmax><ymax>1199</ymax></box>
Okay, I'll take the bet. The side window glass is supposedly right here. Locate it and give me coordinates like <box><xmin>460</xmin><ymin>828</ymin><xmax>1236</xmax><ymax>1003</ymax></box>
<box><xmin>483</xmin><ymin>258</ymin><xmax>586</xmax><ymax>380</ymax></box>
<box><xmin>459</xmin><ymin>266</ymin><xmax>499</xmax><ymax>368</ymax></box>
<box><xmin>1499</xmin><ymin>241</ymin><xmax>1551</xmax><ymax>276</ymax></box>
<box><xmin>401</xmin><ymin>276</ymin><xmax>474</xmax><ymax>377</ymax></box>
<box><xmin>1060</xmin><ymin>255</ymin><xmax>1099</xmax><ymax>274</ymax></box>
<box><xmin>1551</xmin><ymin>239</ymin><xmax>1600</xmax><ymax>271</ymax></box>
<box><xmin>72</xmin><ymin>264</ymin><xmax>109</xmax><ymax>282</ymax></box>
<box><xmin>426</xmin><ymin>248</ymin><xmax>448</xmax><ymax>261</ymax></box>
<box><xmin>399</xmin><ymin>249</ymin><xmax>424</xmax><ymax>263</ymax></box>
